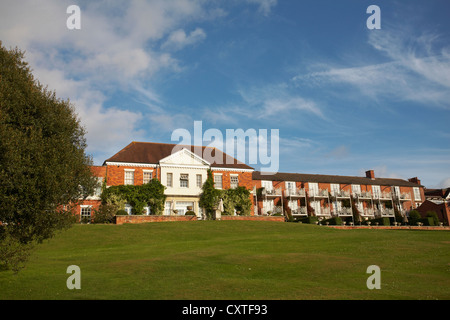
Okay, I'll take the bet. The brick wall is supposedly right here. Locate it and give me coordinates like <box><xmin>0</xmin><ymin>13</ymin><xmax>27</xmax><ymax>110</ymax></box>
<box><xmin>115</xmin><ymin>215</ymin><xmax>198</xmax><ymax>225</ymax></box>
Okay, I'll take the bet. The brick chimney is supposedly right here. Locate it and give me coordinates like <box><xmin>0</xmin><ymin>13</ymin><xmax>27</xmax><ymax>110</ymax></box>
<box><xmin>365</xmin><ymin>170</ymin><xmax>375</xmax><ymax>180</ymax></box>
<box><xmin>408</xmin><ymin>177</ymin><xmax>421</xmax><ymax>185</ymax></box>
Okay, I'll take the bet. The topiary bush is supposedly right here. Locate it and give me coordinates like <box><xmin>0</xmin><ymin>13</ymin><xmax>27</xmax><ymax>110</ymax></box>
<box><xmin>116</xmin><ymin>209</ymin><xmax>128</xmax><ymax>216</ymax></box>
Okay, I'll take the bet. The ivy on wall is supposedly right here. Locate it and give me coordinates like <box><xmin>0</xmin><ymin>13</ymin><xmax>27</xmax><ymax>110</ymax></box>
<box><xmin>101</xmin><ymin>179</ymin><xmax>166</xmax><ymax>215</ymax></box>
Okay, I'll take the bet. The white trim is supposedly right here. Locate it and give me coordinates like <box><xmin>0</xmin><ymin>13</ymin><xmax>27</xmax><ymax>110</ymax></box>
<box><xmin>159</xmin><ymin>148</ymin><xmax>211</xmax><ymax>166</ymax></box>
<box><xmin>211</xmin><ymin>167</ymin><xmax>253</xmax><ymax>172</ymax></box>
<box><xmin>124</xmin><ymin>168</ymin><xmax>135</xmax><ymax>172</ymax></box>
<box><xmin>105</xmin><ymin>161</ymin><xmax>157</xmax><ymax>168</ymax></box>
<box><xmin>159</xmin><ymin>164</ymin><xmax>209</xmax><ymax>169</ymax></box>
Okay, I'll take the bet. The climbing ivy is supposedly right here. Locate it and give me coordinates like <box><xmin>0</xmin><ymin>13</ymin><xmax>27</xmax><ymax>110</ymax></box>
<box><xmin>101</xmin><ymin>179</ymin><xmax>166</xmax><ymax>215</ymax></box>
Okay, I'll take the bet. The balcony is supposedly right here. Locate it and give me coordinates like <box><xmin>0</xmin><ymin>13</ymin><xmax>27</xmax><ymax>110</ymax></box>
<box><xmin>291</xmin><ymin>207</ymin><xmax>308</xmax><ymax>216</ymax></box>
<box><xmin>308</xmin><ymin>189</ymin><xmax>329</xmax><ymax>198</ymax></box>
<box><xmin>393</xmin><ymin>193</ymin><xmax>411</xmax><ymax>201</ymax></box>
<box><xmin>373</xmin><ymin>192</ymin><xmax>392</xmax><ymax>200</ymax></box>
<box><xmin>263</xmin><ymin>188</ymin><xmax>282</xmax><ymax>197</ymax></box>
<box><xmin>353</xmin><ymin>191</ymin><xmax>373</xmax><ymax>199</ymax></box>
<box><xmin>375</xmin><ymin>208</ymin><xmax>395</xmax><ymax>217</ymax></box>
<box><xmin>337</xmin><ymin>207</ymin><xmax>353</xmax><ymax>217</ymax></box>
<box><xmin>331</xmin><ymin>190</ymin><xmax>351</xmax><ymax>199</ymax></box>
<box><xmin>284</xmin><ymin>188</ymin><xmax>306</xmax><ymax>197</ymax></box>
<box><xmin>315</xmin><ymin>207</ymin><xmax>331</xmax><ymax>217</ymax></box>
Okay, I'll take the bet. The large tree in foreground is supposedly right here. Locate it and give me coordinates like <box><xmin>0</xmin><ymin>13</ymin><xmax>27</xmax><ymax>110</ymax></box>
<box><xmin>0</xmin><ymin>43</ymin><xmax>97</xmax><ymax>271</ymax></box>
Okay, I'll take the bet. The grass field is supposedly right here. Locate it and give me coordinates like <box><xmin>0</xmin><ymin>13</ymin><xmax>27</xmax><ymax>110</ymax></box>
<box><xmin>0</xmin><ymin>221</ymin><xmax>449</xmax><ymax>300</ymax></box>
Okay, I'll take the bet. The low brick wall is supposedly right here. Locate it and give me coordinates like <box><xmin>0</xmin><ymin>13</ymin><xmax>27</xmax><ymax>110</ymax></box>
<box><xmin>327</xmin><ymin>225</ymin><xmax>450</xmax><ymax>231</ymax></box>
<box><xmin>220</xmin><ymin>215</ymin><xmax>285</xmax><ymax>222</ymax></box>
<box><xmin>115</xmin><ymin>215</ymin><xmax>197</xmax><ymax>225</ymax></box>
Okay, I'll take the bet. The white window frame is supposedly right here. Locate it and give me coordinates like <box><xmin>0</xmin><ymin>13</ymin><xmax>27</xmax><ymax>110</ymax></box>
<box><xmin>330</xmin><ymin>183</ymin><xmax>340</xmax><ymax>196</ymax></box>
<box><xmin>167</xmin><ymin>173</ymin><xmax>173</xmax><ymax>187</ymax></box>
<box><xmin>143</xmin><ymin>170</ymin><xmax>153</xmax><ymax>184</ymax></box>
<box><xmin>214</xmin><ymin>174</ymin><xmax>223</xmax><ymax>189</ymax></box>
<box><xmin>180</xmin><ymin>173</ymin><xmax>189</xmax><ymax>188</ymax></box>
<box><xmin>196</xmin><ymin>174</ymin><xmax>202</xmax><ymax>188</ymax></box>
<box><xmin>372</xmin><ymin>185</ymin><xmax>381</xmax><ymax>198</ymax></box>
<box><xmin>308</xmin><ymin>182</ymin><xmax>319</xmax><ymax>197</ymax></box>
<box><xmin>351</xmin><ymin>184</ymin><xmax>361</xmax><ymax>196</ymax></box>
<box><xmin>230</xmin><ymin>174</ymin><xmax>239</xmax><ymax>189</ymax></box>
<box><xmin>262</xmin><ymin>180</ymin><xmax>273</xmax><ymax>192</ymax></box>
<box><xmin>124</xmin><ymin>169</ymin><xmax>135</xmax><ymax>185</ymax></box>
<box><xmin>80</xmin><ymin>205</ymin><xmax>92</xmax><ymax>222</ymax></box>
<box><xmin>413</xmin><ymin>187</ymin><xmax>421</xmax><ymax>201</ymax></box>
<box><xmin>125</xmin><ymin>204</ymin><xmax>133</xmax><ymax>215</ymax></box>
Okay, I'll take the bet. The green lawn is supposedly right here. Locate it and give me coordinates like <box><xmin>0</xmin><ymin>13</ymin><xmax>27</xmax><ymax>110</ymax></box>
<box><xmin>0</xmin><ymin>221</ymin><xmax>449</xmax><ymax>300</ymax></box>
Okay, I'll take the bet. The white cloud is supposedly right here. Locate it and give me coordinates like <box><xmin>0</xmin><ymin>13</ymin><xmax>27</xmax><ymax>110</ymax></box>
<box><xmin>246</xmin><ymin>0</ymin><xmax>277</xmax><ymax>16</ymax></box>
<box><xmin>0</xmin><ymin>0</ymin><xmax>214</xmax><ymax>163</ymax></box>
<box><xmin>162</xmin><ymin>28</ymin><xmax>206</xmax><ymax>51</ymax></box>
<box><xmin>294</xmin><ymin>29</ymin><xmax>450</xmax><ymax>108</ymax></box>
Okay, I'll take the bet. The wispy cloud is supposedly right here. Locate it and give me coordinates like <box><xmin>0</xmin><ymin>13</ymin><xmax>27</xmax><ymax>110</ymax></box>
<box><xmin>294</xmin><ymin>28</ymin><xmax>450</xmax><ymax>108</ymax></box>
<box><xmin>161</xmin><ymin>28</ymin><xmax>206</xmax><ymax>51</ymax></box>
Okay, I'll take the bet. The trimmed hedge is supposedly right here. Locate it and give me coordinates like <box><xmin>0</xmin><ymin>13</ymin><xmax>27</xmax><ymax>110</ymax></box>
<box><xmin>297</xmin><ymin>216</ymin><xmax>318</xmax><ymax>224</ymax></box>
<box><xmin>366</xmin><ymin>217</ymin><xmax>391</xmax><ymax>226</ymax></box>
<box><xmin>320</xmin><ymin>217</ymin><xmax>342</xmax><ymax>225</ymax></box>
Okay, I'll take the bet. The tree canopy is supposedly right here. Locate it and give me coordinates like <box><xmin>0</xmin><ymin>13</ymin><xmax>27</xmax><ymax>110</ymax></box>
<box><xmin>0</xmin><ymin>43</ymin><xmax>97</xmax><ymax>271</ymax></box>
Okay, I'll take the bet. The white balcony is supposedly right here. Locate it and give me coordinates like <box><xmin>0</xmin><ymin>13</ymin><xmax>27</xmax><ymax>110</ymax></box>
<box><xmin>284</xmin><ymin>188</ymin><xmax>306</xmax><ymax>197</ymax></box>
<box><xmin>308</xmin><ymin>189</ymin><xmax>329</xmax><ymax>198</ymax></box>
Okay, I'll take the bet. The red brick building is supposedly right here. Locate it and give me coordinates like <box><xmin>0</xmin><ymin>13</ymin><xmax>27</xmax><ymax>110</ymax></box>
<box><xmin>416</xmin><ymin>188</ymin><xmax>450</xmax><ymax>225</ymax></box>
<box><xmin>76</xmin><ymin>141</ymin><xmax>427</xmax><ymax>224</ymax></box>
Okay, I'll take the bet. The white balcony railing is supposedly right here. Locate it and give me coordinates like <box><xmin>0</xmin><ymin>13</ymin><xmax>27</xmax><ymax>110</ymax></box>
<box><xmin>309</xmin><ymin>189</ymin><xmax>329</xmax><ymax>198</ymax></box>
<box><xmin>285</xmin><ymin>188</ymin><xmax>307</xmax><ymax>197</ymax></box>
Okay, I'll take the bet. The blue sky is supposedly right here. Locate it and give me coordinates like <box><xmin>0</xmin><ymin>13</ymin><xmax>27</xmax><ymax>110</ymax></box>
<box><xmin>1</xmin><ymin>0</ymin><xmax>449</xmax><ymax>188</ymax></box>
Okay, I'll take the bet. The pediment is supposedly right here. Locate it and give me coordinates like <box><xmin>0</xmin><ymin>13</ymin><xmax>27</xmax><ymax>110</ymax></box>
<box><xmin>159</xmin><ymin>148</ymin><xmax>210</xmax><ymax>167</ymax></box>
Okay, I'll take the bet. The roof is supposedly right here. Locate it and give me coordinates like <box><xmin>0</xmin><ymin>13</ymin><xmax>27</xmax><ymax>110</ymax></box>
<box><xmin>253</xmin><ymin>171</ymin><xmax>423</xmax><ymax>187</ymax></box>
<box><xmin>103</xmin><ymin>141</ymin><xmax>254</xmax><ymax>170</ymax></box>
<box><xmin>425</xmin><ymin>188</ymin><xmax>450</xmax><ymax>199</ymax></box>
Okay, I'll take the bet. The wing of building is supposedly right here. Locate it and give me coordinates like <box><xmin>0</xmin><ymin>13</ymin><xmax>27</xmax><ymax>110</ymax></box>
<box><xmin>74</xmin><ymin>141</ymin><xmax>434</xmax><ymax>224</ymax></box>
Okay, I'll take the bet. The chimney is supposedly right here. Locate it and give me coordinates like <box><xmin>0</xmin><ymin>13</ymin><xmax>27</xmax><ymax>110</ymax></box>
<box><xmin>408</xmin><ymin>177</ymin><xmax>421</xmax><ymax>185</ymax></box>
<box><xmin>365</xmin><ymin>170</ymin><xmax>375</xmax><ymax>180</ymax></box>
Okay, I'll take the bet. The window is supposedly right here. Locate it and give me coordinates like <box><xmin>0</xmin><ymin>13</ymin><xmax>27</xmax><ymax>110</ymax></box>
<box><xmin>413</xmin><ymin>187</ymin><xmax>421</xmax><ymax>201</ymax></box>
<box><xmin>286</xmin><ymin>181</ymin><xmax>295</xmax><ymax>192</ymax></box>
<box><xmin>180</xmin><ymin>174</ymin><xmax>189</xmax><ymax>188</ymax></box>
<box><xmin>330</xmin><ymin>183</ymin><xmax>340</xmax><ymax>196</ymax></box>
<box><xmin>167</xmin><ymin>173</ymin><xmax>173</xmax><ymax>187</ymax></box>
<box><xmin>124</xmin><ymin>170</ymin><xmax>135</xmax><ymax>185</ymax></box>
<box><xmin>196</xmin><ymin>174</ymin><xmax>202</xmax><ymax>188</ymax></box>
<box><xmin>143</xmin><ymin>206</ymin><xmax>151</xmax><ymax>215</ymax></box>
<box><xmin>80</xmin><ymin>206</ymin><xmax>92</xmax><ymax>222</ymax></box>
<box><xmin>94</xmin><ymin>177</ymin><xmax>103</xmax><ymax>197</ymax></box>
<box><xmin>143</xmin><ymin>170</ymin><xmax>153</xmax><ymax>184</ymax></box>
<box><xmin>165</xmin><ymin>201</ymin><xmax>173</xmax><ymax>215</ymax></box>
<box><xmin>125</xmin><ymin>204</ymin><xmax>132</xmax><ymax>215</ymax></box>
<box><xmin>261</xmin><ymin>180</ymin><xmax>273</xmax><ymax>192</ymax></box>
<box><xmin>351</xmin><ymin>184</ymin><xmax>361</xmax><ymax>196</ymax></box>
<box><xmin>372</xmin><ymin>185</ymin><xmax>381</xmax><ymax>198</ymax></box>
<box><xmin>230</xmin><ymin>175</ymin><xmax>239</xmax><ymax>189</ymax></box>
<box><xmin>214</xmin><ymin>174</ymin><xmax>223</xmax><ymax>189</ymax></box>
<box><xmin>308</xmin><ymin>182</ymin><xmax>319</xmax><ymax>196</ymax></box>
<box><xmin>393</xmin><ymin>186</ymin><xmax>400</xmax><ymax>197</ymax></box>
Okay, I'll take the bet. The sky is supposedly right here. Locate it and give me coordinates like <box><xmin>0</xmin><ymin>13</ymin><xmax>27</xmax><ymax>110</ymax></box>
<box><xmin>0</xmin><ymin>0</ymin><xmax>449</xmax><ymax>188</ymax></box>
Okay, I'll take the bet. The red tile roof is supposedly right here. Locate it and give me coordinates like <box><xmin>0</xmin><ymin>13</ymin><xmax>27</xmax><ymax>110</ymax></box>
<box><xmin>103</xmin><ymin>141</ymin><xmax>254</xmax><ymax>170</ymax></box>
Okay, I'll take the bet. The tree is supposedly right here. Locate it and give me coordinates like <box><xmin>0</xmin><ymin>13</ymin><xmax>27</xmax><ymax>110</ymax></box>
<box><xmin>199</xmin><ymin>170</ymin><xmax>222</xmax><ymax>219</ymax></box>
<box><xmin>0</xmin><ymin>43</ymin><xmax>97</xmax><ymax>271</ymax></box>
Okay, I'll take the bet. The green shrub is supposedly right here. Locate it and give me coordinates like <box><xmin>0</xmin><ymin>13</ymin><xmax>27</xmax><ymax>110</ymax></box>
<box><xmin>426</xmin><ymin>211</ymin><xmax>439</xmax><ymax>226</ymax></box>
<box><xmin>321</xmin><ymin>217</ymin><xmax>342</xmax><ymax>225</ymax></box>
<box><xmin>185</xmin><ymin>211</ymin><xmax>196</xmax><ymax>216</ymax></box>
<box><xmin>299</xmin><ymin>216</ymin><xmax>318</xmax><ymax>224</ymax></box>
<box><xmin>93</xmin><ymin>204</ymin><xmax>116</xmax><ymax>224</ymax></box>
<box><xmin>116</xmin><ymin>209</ymin><xmax>128</xmax><ymax>216</ymax></box>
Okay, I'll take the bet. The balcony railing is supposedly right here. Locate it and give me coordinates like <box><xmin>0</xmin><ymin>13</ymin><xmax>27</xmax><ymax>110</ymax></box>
<box><xmin>353</xmin><ymin>191</ymin><xmax>373</xmax><ymax>199</ymax></box>
<box><xmin>393</xmin><ymin>193</ymin><xmax>411</xmax><ymax>201</ymax></box>
<box><xmin>337</xmin><ymin>207</ymin><xmax>353</xmax><ymax>216</ymax></box>
<box><xmin>315</xmin><ymin>207</ymin><xmax>331</xmax><ymax>216</ymax></box>
<box><xmin>291</xmin><ymin>207</ymin><xmax>308</xmax><ymax>216</ymax></box>
<box><xmin>361</xmin><ymin>208</ymin><xmax>375</xmax><ymax>217</ymax></box>
<box><xmin>331</xmin><ymin>190</ymin><xmax>351</xmax><ymax>198</ymax></box>
<box><xmin>284</xmin><ymin>188</ymin><xmax>306</xmax><ymax>197</ymax></box>
<box><xmin>373</xmin><ymin>192</ymin><xmax>392</xmax><ymax>200</ymax></box>
<box><xmin>264</xmin><ymin>188</ymin><xmax>282</xmax><ymax>197</ymax></box>
<box><xmin>375</xmin><ymin>208</ymin><xmax>395</xmax><ymax>217</ymax></box>
<box><xmin>308</xmin><ymin>189</ymin><xmax>329</xmax><ymax>198</ymax></box>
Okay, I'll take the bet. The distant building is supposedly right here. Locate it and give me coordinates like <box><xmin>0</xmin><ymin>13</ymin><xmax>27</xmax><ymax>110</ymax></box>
<box><xmin>74</xmin><ymin>141</ymin><xmax>427</xmax><ymax>224</ymax></box>
<box><xmin>416</xmin><ymin>188</ymin><xmax>450</xmax><ymax>225</ymax></box>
